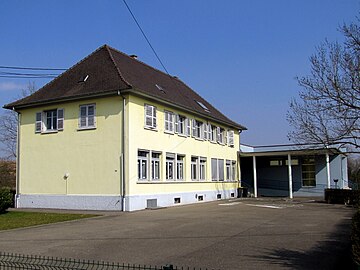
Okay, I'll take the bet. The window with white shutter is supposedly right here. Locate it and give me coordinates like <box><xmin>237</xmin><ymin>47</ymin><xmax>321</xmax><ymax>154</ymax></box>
<box><xmin>228</xmin><ymin>130</ymin><xmax>234</xmax><ymax>147</ymax></box>
<box><xmin>35</xmin><ymin>108</ymin><xmax>65</xmax><ymax>133</ymax></box>
<box><xmin>57</xmin><ymin>109</ymin><xmax>64</xmax><ymax>130</ymax></box>
<box><xmin>79</xmin><ymin>104</ymin><xmax>96</xmax><ymax>129</ymax></box>
<box><xmin>164</xmin><ymin>111</ymin><xmax>174</xmax><ymax>133</ymax></box>
<box><xmin>144</xmin><ymin>104</ymin><xmax>157</xmax><ymax>129</ymax></box>
<box><xmin>217</xmin><ymin>127</ymin><xmax>225</xmax><ymax>144</ymax></box>
<box><xmin>35</xmin><ymin>112</ymin><xmax>42</xmax><ymax>133</ymax></box>
<box><xmin>186</xmin><ymin>118</ymin><xmax>191</xmax><ymax>136</ymax></box>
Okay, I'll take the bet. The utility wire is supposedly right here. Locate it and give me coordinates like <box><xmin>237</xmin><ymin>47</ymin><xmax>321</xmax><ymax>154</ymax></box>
<box><xmin>0</xmin><ymin>75</ymin><xmax>57</xmax><ymax>79</ymax></box>
<box><xmin>122</xmin><ymin>0</ymin><xmax>170</xmax><ymax>75</ymax></box>
<box><xmin>0</xmin><ymin>65</ymin><xmax>66</xmax><ymax>71</ymax></box>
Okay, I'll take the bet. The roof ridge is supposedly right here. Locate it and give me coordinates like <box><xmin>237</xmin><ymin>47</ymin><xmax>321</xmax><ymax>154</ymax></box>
<box><xmin>105</xmin><ymin>45</ymin><xmax>177</xmax><ymax>81</ymax></box>
<box><xmin>104</xmin><ymin>45</ymin><xmax>132</xmax><ymax>88</ymax></box>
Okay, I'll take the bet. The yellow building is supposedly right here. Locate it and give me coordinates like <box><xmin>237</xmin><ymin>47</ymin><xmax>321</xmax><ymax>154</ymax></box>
<box><xmin>4</xmin><ymin>45</ymin><xmax>246</xmax><ymax>211</ymax></box>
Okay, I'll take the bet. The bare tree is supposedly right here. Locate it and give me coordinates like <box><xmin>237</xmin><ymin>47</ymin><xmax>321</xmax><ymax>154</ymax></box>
<box><xmin>0</xmin><ymin>82</ymin><xmax>36</xmax><ymax>159</ymax></box>
<box><xmin>288</xmin><ymin>19</ymin><xmax>360</xmax><ymax>153</ymax></box>
<box><xmin>348</xmin><ymin>156</ymin><xmax>360</xmax><ymax>185</ymax></box>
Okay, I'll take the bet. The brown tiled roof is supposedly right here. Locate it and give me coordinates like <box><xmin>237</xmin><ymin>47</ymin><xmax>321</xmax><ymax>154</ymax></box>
<box><xmin>4</xmin><ymin>45</ymin><xmax>246</xmax><ymax>130</ymax></box>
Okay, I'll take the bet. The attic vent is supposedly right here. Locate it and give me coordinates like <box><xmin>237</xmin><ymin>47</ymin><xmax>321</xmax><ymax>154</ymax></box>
<box><xmin>78</xmin><ymin>75</ymin><xmax>89</xmax><ymax>83</ymax></box>
<box><xmin>196</xmin><ymin>101</ymin><xmax>210</xmax><ymax>112</ymax></box>
<box><xmin>155</xmin><ymin>84</ymin><xmax>165</xmax><ymax>93</ymax></box>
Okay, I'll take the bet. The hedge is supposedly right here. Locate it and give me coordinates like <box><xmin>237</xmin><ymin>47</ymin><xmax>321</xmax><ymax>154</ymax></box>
<box><xmin>0</xmin><ymin>187</ymin><xmax>13</xmax><ymax>213</ymax></box>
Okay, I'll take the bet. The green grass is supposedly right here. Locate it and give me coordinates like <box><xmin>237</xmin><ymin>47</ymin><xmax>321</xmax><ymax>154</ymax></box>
<box><xmin>0</xmin><ymin>211</ymin><xmax>98</xmax><ymax>230</ymax></box>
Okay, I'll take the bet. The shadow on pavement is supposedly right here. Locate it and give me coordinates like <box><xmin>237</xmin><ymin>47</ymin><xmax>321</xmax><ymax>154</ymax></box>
<box><xmin>253</xmin><ymin>210</ymin><xmax>355</xmax><ymax>270</ymax></box>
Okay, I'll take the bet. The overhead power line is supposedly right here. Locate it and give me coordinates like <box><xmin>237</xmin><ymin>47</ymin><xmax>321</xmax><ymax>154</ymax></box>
<box><xmin>122</xmin><ymin>0</ymin><xmax>170</xmax><ymax>75</ymax></box>
<box><xmin>0</xmin><ymin>65</ymin><xmax>66</xmax><ymax>71</ymax></box>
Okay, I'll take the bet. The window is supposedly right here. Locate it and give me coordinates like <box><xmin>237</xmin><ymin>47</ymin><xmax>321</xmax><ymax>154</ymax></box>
<box><xmin>138</xmin><ymin>150</ymin><xmax>149</xmax><ymax>180</ymax></box>
<box><xmin>79</xmin><ymin>104</ymin><xmax>95</xmax><ymax>129</ymax></box>
<box><xmin>192</xmin><ymin>119</ymin><xmax>203</xmax><ymax>139</ymax></box>
<box><xmin>45</xmin><ymin>109</ymin><xmax>57</xmax><ymax>131</ymax></box>
<box><xmin>164</xmin><ymin>111</ymin><xmax>174</xmax><ymax>133</ymax></box>
<box><xmin>176</xmin><ymin>155</ymin><xmax>184</xmax><ymax>180</ymax></box>
<box><xmin>226</xmin><ymin>160</ymin><xmax>236</xmax><ymax>181</ymax></box>
<box><xmin>138</xmin><ymin>150</ymin><xmax>161</xmax><ymax>181</ymax></box>
<box><xmin>212</xmin><ymin>158</ymin><xmax>224</xmax><ymax>181</ymax></box>
<box><xmin>191</xmin><ymin>157</ymin><xmax>198</xmax><ymax>180</ymax></box>
<box><xmin>144</xmin><ymin>104</ymin><xmax>157</xmax><ymax>129</ymax></box>
<box><xmin>35</xmin><ymin>108</ymin><xmax>64</xmax><ymax>133</ymax></box>
<box><xmin>191</xmin><ymin>156</ymin><xmax>206</xmax><ymax>181</ymax></box>
<box><xmin>231</xmin><ymin>161</ymin><xmax>236</xmax><ymax>181</ymax></box>
<box><xmin>228</xmin><ymin>130</ymin><xmax>234</xmax><ymax>147</ymax></box>
<box><xmin>175</xmin><ymin>115</ymin><xmax>187</xmax><ymax>136</ymax></box>
<box><xmin>166</xmin><ymin>153</ymin><xmax>175</xmax><ymax>180</ymax></box>
<box><xmin>217</xmin><ymin>127</ymin><xmax>225</xmax><ymax>144</ymax></box>
<box><xmin>208</xmin><ymin>124</ymin><xmax>216</xmax><ymax>142</ymax></box>
<box><xmin>195</xmin><ymin>100</ymin><xmax>210</xmax><ymax>112</ymax></box>
<box><xmin>226</xmin><ymin>160</ymin><xmax>231</xmax><ymax>181</ymax></box>
<box><xmin>151</xmin><ymin>152</ymin><xmax>161</xmax><ymax>180</ymax></box>
<box><xmin>199</xmin><ymin>158</ymin><xmax>206</xmax><ymax>180</ymax></box>
<box><xmin>302</xmin><ymin>157</ymin><xmax>316</xmax><ymax>187</ymax></box>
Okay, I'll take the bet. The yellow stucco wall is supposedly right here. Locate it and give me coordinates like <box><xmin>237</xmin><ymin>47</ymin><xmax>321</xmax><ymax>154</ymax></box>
<box><xmin>18</xmin><ymin>93</ymin><xmax>240</xmax><ymax>200</ymax></box>
<box><xmin>18</xmin><ymin>96</ymin><xmax>123</xmax><ymax>195</ymax></box>
<box><xmin>126</xmin><ymin>95</ymin><xmax>239</xmax><ymax>196</ymax></box>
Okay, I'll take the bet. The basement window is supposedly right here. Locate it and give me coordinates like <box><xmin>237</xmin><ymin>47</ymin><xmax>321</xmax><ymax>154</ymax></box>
<box><xmin>174</xmin><ymin>197</ymin><xmax>181</xmax><ymax>204</ymax></box>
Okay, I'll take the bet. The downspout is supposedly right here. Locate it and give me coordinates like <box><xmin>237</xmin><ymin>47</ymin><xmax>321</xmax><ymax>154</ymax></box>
<box><xmin>118</xmin><ymin>91</ymin><xmax>126</xmax><ymax>211</ymax></box>
<box><xmin>14</xmin><ymin>108</ymin><xmax>20</xmax><ymax>208</ymax></box>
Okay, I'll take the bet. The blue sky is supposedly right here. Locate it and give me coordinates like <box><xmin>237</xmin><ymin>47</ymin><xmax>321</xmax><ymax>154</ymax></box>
<box><xmin>0</xmin><ymin>0</ymin><xmax>358</xmax><ymax>146</ymax></box>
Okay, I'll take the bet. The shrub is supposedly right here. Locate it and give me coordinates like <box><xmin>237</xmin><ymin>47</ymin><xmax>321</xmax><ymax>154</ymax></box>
<box><xmin>0</xmin><ymin>187</ymin><xmax>13</xmax><ymax>213</ymax></box>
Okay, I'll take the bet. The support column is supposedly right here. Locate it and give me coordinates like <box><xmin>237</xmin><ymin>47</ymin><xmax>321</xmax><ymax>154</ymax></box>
<box><xmin>326</xmin><ymin>153</ymin><xmax>331</xmax><ymax>188</ymax></box>
<box><xmin>253</xmin><ymin>156</ymin><xmax>258</xmax><ymax>198</ymax></box>
<box><xmin>287</xmin><ymin>154</ymin><xmax>293</xmax><ymax>199</ymax></box>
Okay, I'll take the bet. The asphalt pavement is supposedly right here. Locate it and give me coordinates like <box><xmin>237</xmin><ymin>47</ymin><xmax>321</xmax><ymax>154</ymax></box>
<box><xmin>0</xmin><ymin>197</ymin><xmax>355</xmax><ymax>269</ymax></box>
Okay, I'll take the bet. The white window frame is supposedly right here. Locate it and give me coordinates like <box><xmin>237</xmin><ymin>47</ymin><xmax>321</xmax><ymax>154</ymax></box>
<box><xmin>199</xmin><ymin>158</ymin><xmax>206</xmax><ymax>181</ymax></box>
<box><xmin>217</xmin><ymin>127</ymin><xmax>225</xmax><ymax>144</ymax></box>
<box><xmin>79</xmin><ymin>104</ymin><xmax>96</xmax><ymax>129</ymax></box>
<box><xmin>166</xmin><ymin>153</ymin><xmax>175</xmax><ymax>180</ymax></box>
<box><xmin>192</xmin><ymin>119</ymin><xmax>204</xmax><ymax>139</ymax></box>
<box><xmin>176</xmin><ymin>155</ymin><xmax>185</xmax><ymax>180</ymax></box>
<box><xmin>164</xmin><ymin>110</ymin><xmax>174</xmax><ymax>133</ymax></box>
<box><xmin>211</xmin><ymin>158</ymin><xmax>224</xmax><ymax>181</ymax></box>
<box><xmin>228</xmin><ymin>130</ymin><xmax>234</xmax><ymax>147</ymax></box>
<box><xmin>144</xmin><ymin>104</ymin><xmax>157</xmax><ymax>129</ymax></box>
<box><xmin>191</xmin><ymin>156</ymin><xmax>198</xmax><ymax>181</ymax></box>
<box><xmin>175</xmin><ymin>114</ymin><xmax>187</xmax><ymax>136</ymax></box>
<box><xmin>231</xmin><ymin>161</ymin><xmax>236</xmax><ymax>181</ymax></box>
<box><xmin>138</xmin><ymin>150</ymin><xmax>149</xmax><ymax>180</ymax></box>
<box><xmin>151</xmin><ymin>152</ymin><xmax>161</xmax><ymax>180</ymax></box>
<box><xmin>35</xmin><ymin>108</ymin><xmax>64</xmax><ymax>133</ymax></box>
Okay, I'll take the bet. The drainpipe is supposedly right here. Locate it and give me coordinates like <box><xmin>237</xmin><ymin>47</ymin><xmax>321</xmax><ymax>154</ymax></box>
<box><xmin>14</xmin><ymin>108</ymin><xmax>20</xmax><ymax>208</ymax></box>
<box><xmin>118</xmin><ymin>91</ymin><xmax>126</xmax><ymax>211</ymax></box>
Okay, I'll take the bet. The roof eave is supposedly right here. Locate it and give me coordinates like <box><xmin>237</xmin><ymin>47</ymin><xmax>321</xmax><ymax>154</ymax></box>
<box><xmin>121</xmin><ymin>88</ymin><xmax>247</xmax><ymax>130</ymax></box>
<box><xmin>3</xmin><ymin>89</ymin><xmax>128</xmax><ymax>111</ymax></box>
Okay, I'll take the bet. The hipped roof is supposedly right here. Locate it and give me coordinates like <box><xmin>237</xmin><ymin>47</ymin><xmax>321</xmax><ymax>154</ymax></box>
<box><xmin>4</xmin><ymin>45</ymin><xmax>246</xmax><ymax>130</ymax></box>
